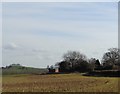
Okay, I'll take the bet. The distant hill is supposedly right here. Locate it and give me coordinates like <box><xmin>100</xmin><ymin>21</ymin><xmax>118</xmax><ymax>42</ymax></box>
<box><xmin>2</xmin><ymin>64</ymin><xmax>48</xmax><ymax>75</ymax></box>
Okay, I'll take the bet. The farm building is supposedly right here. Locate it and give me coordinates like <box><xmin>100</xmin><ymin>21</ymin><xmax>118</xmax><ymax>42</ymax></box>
<box><xmin>47</xmin><ymin>65</ymin><xmax>60</xmax><ymax>73</ymax></box>
<box><xmin>54</xmin><ymin>66</ymin><xmax>59</xmax><ymax>73</ymax></box>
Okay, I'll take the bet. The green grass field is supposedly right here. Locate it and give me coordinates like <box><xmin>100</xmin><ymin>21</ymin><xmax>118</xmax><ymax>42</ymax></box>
<box><xmin>2</xmin><ymin>66</ymin><xmax>47</xmax><ymax>75</ymax></box>
<box><xmin>2</xmin><ymin>73</ymin><xmax>119</xmax><ymax>92</ymax></box>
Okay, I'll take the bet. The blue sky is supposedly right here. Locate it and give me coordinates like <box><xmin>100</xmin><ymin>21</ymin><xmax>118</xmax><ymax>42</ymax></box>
<box><xmin>2</xmin><ymin>2</ymin><xmax>118</xmax><ymax>68</ymax></box>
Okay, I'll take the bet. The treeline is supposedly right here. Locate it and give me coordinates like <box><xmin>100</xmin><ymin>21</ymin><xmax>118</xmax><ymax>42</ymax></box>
<box><xmin>48</xmin><ymin>48</ymin><xmax>120</xmax><ymax>73</ymax></box>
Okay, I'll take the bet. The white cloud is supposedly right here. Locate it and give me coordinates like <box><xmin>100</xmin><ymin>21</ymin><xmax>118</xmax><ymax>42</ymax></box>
<box><xmin>3</xmin><ymin>43</ymin><xmax>19</xmax><ymax>50</ymax></box>
<box><xmin>32</xmin><ymin>48</ymin><xmax>47</xmax><ymax>53</ymax></box>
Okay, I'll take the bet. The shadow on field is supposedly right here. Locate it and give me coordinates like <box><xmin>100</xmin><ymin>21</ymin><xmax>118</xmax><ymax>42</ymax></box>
<box><xmin>83</xmin><ymin>70</ymin><xmax>120</xmax><ymax>77</ymax></box>
<box><xmin>40</xmin><ymin>72</ymin><xmax>71</xmax><ymax>75</ymax></box>
<box><xmin>40</xmin><ymin>70</ymin><xmax>120</xmax><ymax>77</ymax></box>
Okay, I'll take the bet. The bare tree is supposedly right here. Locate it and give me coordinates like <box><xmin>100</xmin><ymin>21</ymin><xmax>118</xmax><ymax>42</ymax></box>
<box><xmin>102</xmin><ymin>48</ymin><xmax>120</xmax><ymax>69</ymax></box>
<box><xmin>63</xmin><ymin>51</ymin><xmax>87</xmax><ymax>62</ymax></box>
<box><xmin>88</xmin><ymin>58</ymin><xmax>96</xmax><ymax>71</ymax></box>
<box><xmin>88</xmin><ymin>58</ymin><xmax>101</xmax><ymax>71</ymax></box>
<box><xmin>59</xmin><ymin>51</ymin><xmax>89</xmax><ymax>72</ymax></box>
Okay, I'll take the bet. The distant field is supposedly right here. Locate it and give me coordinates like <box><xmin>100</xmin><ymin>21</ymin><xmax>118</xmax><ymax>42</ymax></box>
<box><xmin>2</xmin><ymin>66</ymin><xmax>47</xmax><ymax>75</ymax></box>
<box><xmin>2</xmin><ymin>73</ymin><xmax>119</xmax><ymax>92</ymax></box>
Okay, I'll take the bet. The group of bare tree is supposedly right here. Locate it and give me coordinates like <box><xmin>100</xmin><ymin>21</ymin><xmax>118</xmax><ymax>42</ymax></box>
<box><xmin>48</xmin><ymin>48</ymin><xmax>120</xmax><ymax>73</ymax></box>
<box><xmin>58</xmin><ymin>51</ymin><xmax>101</xmax><ymax>72</ymax></box>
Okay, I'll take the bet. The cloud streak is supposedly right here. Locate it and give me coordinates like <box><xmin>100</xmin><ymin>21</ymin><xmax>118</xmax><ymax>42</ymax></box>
<box><xmin>3</xmin><ymin>43</ymin><xmax>19</xmax><ymax>50</ymax></box>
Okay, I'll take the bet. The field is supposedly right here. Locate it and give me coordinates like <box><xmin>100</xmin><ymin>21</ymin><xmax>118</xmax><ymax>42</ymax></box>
<box><xmin>2</xmin><ymin>73</ymin><xmax>119</xmax><ymax>92</ymax></box>
<box><xmin>2</xmin><ymin>66</ymin><xmax>47</xmax><ymax>75</ymax></box>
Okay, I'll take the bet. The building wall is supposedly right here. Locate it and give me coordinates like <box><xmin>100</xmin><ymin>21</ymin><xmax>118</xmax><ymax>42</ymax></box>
<box><xmin>55</xmin><ymin>68</ymin><xmax>59</xmax><ymax>73</ymax></box>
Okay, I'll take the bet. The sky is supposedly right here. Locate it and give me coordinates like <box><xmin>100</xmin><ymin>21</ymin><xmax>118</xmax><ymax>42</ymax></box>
<box><xmin>2</xmin><ymin>2</ymin><xmax>118</xmax><ymax>68</ymax></box>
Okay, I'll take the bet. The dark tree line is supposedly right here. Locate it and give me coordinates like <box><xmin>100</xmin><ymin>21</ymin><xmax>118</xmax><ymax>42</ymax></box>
<box><xmin>48</xmin><ymin>48</ymin><xmax>120</xmax><ymax>73</ymax></box>
<box><xmin>58</xmin><ymin>51</ymin><xmax>101</xmax><ymax>73</ymax></box>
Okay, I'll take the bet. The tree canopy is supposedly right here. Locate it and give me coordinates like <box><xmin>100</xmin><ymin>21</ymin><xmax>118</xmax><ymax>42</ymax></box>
<box><xmin>102</xmin><ymin>48</ymin><xmax>120</xmax><ymax>70</ymax></box>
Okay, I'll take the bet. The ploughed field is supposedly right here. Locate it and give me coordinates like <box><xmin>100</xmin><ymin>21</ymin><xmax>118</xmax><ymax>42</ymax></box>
<box><xmin>2</xmin><ymin>74</ymin><xmax>119</xmax><ymax>92</ymax></box>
